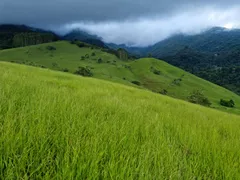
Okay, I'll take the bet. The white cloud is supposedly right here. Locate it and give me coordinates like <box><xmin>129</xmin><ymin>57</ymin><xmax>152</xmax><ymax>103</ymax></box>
<box><xmin>61</xmin><ymin>7</ymin><xmax>240</xmax><ymax>47</ymax></box>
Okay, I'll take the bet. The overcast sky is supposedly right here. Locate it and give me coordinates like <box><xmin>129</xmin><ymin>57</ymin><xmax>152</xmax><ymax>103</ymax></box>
<box><xmin>1</xmin><ymin>0</ymin><xmax>240</xmax><ymax>46</ymax></box>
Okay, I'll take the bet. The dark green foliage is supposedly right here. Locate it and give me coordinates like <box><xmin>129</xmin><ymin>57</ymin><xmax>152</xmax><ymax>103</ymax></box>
<box><xmin>64</xmin><ymin>30</ymin><xmax>107</xmax><ymax>48</ymax></box>
<box><xmin>77</xmin><ymin>43</ymin><xmax>85</xmax><ymax>48</ymax></box>
<box><xmin>131</xmin><ymin>81</ymin><xmax>141</xmax><ymax>86</ymax></box>
<box><xmin>102</xmin><ymin>49</ymin><xmax>118</xmax><ymax>57</ymax></box>
<box><xmin>81</xmin><ymin>56</ymin><xmax>85</xmax><ymax>60</ymax></box>
<box><xmin>160</xmin><ymin>89</ymin><xmax>168</xmax><ymax>95</ymax></box>
<box><xmin>13</xmin><ymin>33</ymin><xmax>58</xmax><ymax>47</ymax></box>
<box><xmin>52</xmin><ymin>62</ymin><xmax>58</xmax><ymax>67</ymax></box>
<box><xmin>98</xmin><ymin>58</ymin><xmax>103</xmax><ymax>63</ymax></box>
<box><xmin>0</xmin><ymin>25</ymin><xmax>59</xmax><ymax>49</ymax></box>
<box><xmin>85</xmin><ymin>54</ymin><xmax>89</xmax><ymax>58</ymax></box>
<box><xmin>188</xmin><ymin>90</ymin><xmax>211</xmax><ymax>107</ymax></box>
<box><xmin>172</xmin><ymin>78</ymin><xmax>182</xmax><ymax>86</ymax></box>
<box><xmin>70</xmin><ymin>40</ymin><xmax>94</xmax><ymax>49</ymax></box>
<box><xmin>123</xmin><ymin>65</ymin><xmax>132</xmax><ymax>71</ymax></box>
<box><xmin>62</xmin><ymin>68</ymin><xmax>69</xmax><ymax>72</ymax></box>
<box><xmin>150</xmin><ymin>67</ymin><xmax>161</xmax><ymax>75</ymax></box>
<box><xmin>117</xmin><ymin>48</ymin><xmax>129</xmax><ymax>60</ymax></box>
<box><xmin>91</xmin><ymin>52</ymin><xmax>96</xmax><ymax>56</ymax></box>
<box><xmin>46</xmin><ymin>46</ymin><xmax>56</xmax><ymax>51</ymax></box>
<box><xmin>74</xmin><ymin>67</ymin><xmax>93</xmax><ymax>77</ymax></box>
<box><xmin>220</xmin><ymin>99</ymin><xmax>235</xmax><ymax>108</ymax></box>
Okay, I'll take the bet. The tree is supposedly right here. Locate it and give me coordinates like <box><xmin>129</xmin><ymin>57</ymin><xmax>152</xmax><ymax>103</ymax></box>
<box><xmin>98</xmin><ymin>58</ymin><xmax>103</xmax><ymax>63</ymax></box>
<box><xmin>188</xmin><ymin>90</ymin><xmax>211</xmax><ymax>107</ymax></box>
<box><xmin>74</xmin><ymin>67</ymin><xmax>93</xmax><ymax>77</ymax></box>
<box><xmin>220</xmin><ymin>99</ymin><xmax>235</xmax><ymax>108</ymax></box>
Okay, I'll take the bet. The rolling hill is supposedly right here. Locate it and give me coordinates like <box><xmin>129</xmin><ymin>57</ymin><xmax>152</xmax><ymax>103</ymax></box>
<box><xmin>142</xmin><ymin>27</ymin><xmax>240</xmax><ymax>95</ymax></box>
<box><xmin>0</xmin><ymin>41</ymin><xmax>240</xmax><ymax>114</ymax></box>
<box><xmin>109</xmin><ymin>27</ymin><xmax>240</xmax><ymax>95</ymax></box>
<box><xmin>64</xmin><ymin>29</ymin><xmax>107</xmax><ymax>48</ymax></box>
<box><xmin>0</xmin><ymin>61</ymin><xmax>240</xmax><ymax>179</ymax></box>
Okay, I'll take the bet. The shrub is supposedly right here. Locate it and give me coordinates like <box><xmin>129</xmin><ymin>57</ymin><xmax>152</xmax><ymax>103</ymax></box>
<box><xmin>131</xmin><ymin>81</ymin><xmax>141</xmax><ymax>86</ymax></box>
<box><xmin>160</xmin><ymin>89</ymin><xmax>168</xmax><ymax>95</ymax></box>
<box><xmin>46</xmin><ymin>46</ymin><xmax>56</xmax><ymax>51</ymax></box>
<box><xmin>77</xmin><ymin>43</ymin><xmax>85</xmax><ymax>48</ymax></box>
<box><xmin>220</xmin><ymin>99</ymin><xmax>235</xmax><ymax>108</ymax></box>
<box><xmin>188</xmin><ymin>90</ymin><xmax>211</xmax><ymax>107</ymax></box>
<box><xmin>172</xmin><ymin>78</ymin><xmax>182</xmax><ymax>86</ymax></box>
<box><xmin>74</xmin><ymin>67</ymin><xmax>93</xmax><ymax>77</ymax></box>
<box><xmin>52</xmin><ymin>62</ymin><xmax>58</xmax><ymax>67</ymax></box>
<box><xmin>91</xmin><ymin>52</ymin><xmax>96</xmax><ymax>56</ymax></box>
<box><xmin>85</xmin><ymin>54</ymin><xmax>89</xmax><ymax>58</ymax></box>
<box><xmin>62</xmin><ymin>68</ymin><xmax>69</xmax><ymax>72</ymax></box>
<box><xmin>98</xmin><ymin>58</ymin><xmax>103</xmax><ymax>63</ymax></box>
<box><xmin>81</xmin><ymin>56</ymin><xmax>85</xmax><ymax>60</ymax></box>
<box><xmin>153</xmin><ymin>70</ymin><xmax>161</xmax><ymax>75</ymax></box>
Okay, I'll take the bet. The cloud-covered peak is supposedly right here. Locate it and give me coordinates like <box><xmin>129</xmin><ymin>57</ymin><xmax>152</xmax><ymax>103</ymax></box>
<box><xmin>1</xmin><ymin>0</ymin><xmax>240</xmax><ymax>46</ymax></box>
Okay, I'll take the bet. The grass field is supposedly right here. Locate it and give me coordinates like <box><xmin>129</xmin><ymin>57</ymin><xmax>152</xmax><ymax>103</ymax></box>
<box><xmin>0</xmin><ymin>62</ymin><xmax>240</xmax><ymax>179</ymax></box>
<box><xmin>0</xmin><ymin>41</ymin><xmax>240</xmax><ymax>115</ymax></box>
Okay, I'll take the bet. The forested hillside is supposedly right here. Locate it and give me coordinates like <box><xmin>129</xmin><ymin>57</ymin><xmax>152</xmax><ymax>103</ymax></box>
<box><xmin>0</xmin><ymin>25</ymin><xmax>59</xmax><ymax>49</ymax></box>
<box><xmin>143</xmin><ymin>27</ymin><xmax>240</xmax><ymax>95</ymax></box>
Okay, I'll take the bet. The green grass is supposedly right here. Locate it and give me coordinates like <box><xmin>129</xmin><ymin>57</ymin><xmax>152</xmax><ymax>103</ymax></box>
<box><xmin>0</xmin><ymin>62</ymin><xmax>240</xmax><ymax>179</ymax></box>
<box><xmin>0</xmin><ymin>41</ymin><xmax>240</xmax><ymax>115</ymax></box>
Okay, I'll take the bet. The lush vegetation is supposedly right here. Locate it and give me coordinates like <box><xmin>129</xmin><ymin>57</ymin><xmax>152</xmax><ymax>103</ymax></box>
<box><xmin>0</xmin><ymin>62</ymin><xmax>240</xmax><ymax>179</ymax></box>
<box><xmin>0</xmin><ymin>41</ymin><xmax>240</xmax><ymax>114</ymax></box>
<box><xmin>116</xmin><ymin>27</ymin><xmax>240</xmax><ymax>95</ymax></box>
<box><xmin>161</xmin><ymin>47</ymin><xmax>240</xmax><ymax>95</ymax></box>
<box><xmin>188</xmin><ymin>90</ymin><xmax>212</xmax><ymax>107</ymax></box>
<box><xmin>64</xmin><ymin>29</ymin><xmax>107</xmax><ymax>48</ymax></box>
<box><xmin>0</xmin><ymin>24</ymin><xmax>59</xmax><ymax>49</ymax></box>
<box><xmin>220</xmin><ymin>99</ymin><xmax>235</xmax><ymax>108</ymax></box>
<box><xmin>146</xmin><ymin>28</ymin><xmax>240</xmax><ymax>95</ymax></box>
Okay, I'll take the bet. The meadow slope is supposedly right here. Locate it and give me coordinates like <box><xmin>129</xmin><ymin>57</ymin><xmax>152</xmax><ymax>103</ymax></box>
<box><xmin>0</xmin><ymin>41</ymin><xmax>240</xmax><ymax>115</ymax></box>
<box><xmin>0</xmin><ymin>62</ymin><xmax>240</xmax><ymax>179</ymax></box>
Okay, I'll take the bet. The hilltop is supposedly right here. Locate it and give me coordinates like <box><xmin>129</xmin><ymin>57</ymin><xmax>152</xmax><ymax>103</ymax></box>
<box><xmin>0</xmin><ymin>41</ymin><xmax>240</xmax><ymax>114</ymax></box>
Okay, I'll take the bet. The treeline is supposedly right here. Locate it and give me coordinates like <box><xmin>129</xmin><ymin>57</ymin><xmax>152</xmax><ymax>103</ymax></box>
<box><xmin>12</xmin><ymin>33</ymin><xmax>58</xmax><ymax>47</ymax></box>
<box><xmin>0</xmin><ymin>25</ymin><xmax>59</xmax><ymax>49</ymax></box>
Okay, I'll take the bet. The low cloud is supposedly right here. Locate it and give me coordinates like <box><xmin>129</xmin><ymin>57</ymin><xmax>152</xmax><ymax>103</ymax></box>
<box><xmin>1</xmin><ymin>0</ymin><xmax>240</xmax><ymax>46</ymax></box>
<box><xmin>61</xmin><ymin>7</ymin><xmax>240</xmax><ymax>47</ymax></box>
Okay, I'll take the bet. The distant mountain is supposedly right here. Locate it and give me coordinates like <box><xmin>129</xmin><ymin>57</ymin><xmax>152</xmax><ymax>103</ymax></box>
<box><xmin>148</xmin><ymin>27</ymin><xmax>240</xmax><ymax>57</ymax></box>
<box><xmin>0</xmin><ymin>24</ymin><xmax>59</xmax><ymax>49</ymax></box>
<box><xmin>63</xmin><ymin>29</ymin><xmax>107</xmax><ymax>48</ymax></box>
<box><xmin>144</xmin><ymin>27</ymin><xmax>240</xmax><ymax>95</ymax></box>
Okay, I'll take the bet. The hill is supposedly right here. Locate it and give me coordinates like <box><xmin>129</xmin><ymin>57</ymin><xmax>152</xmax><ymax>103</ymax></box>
<box><xmin>0</xmin><ymin>41</ymin><xmax>240</xmax><ymax>114</ymax></box>
<box><xmin>0</xmin><ymin>24</ymin><xmax>59</xmax><ymax>49</ymax></box>
<box><xmin>64</xmin><ymin>29</ymin><xmax>107</xmax><ymax>48</ymax></box>
<box><xmin>0</xmin><ymin>61</ymin><xmax>240</xmax><ymax>179</ymax></box>
<box><xmin>136</xmin><ymin>27</ymin><xmax>240</xmax><ymax>95</ymax></box>
<box><xmin>148</xmin><ymin>27</ymin><xmax>240</xmax><ymax>57</ymax></box>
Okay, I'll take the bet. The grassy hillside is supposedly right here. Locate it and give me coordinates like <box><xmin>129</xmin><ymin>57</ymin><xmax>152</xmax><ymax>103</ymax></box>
<box><xmin>0</xmin><ymin>62</ymin><xmax>240</xmax><ymax>179</ymax></box>
<box><xmin>0</xmin><ymin>41</ymin><xmax>240</xmax><ymax>114</ymax></box>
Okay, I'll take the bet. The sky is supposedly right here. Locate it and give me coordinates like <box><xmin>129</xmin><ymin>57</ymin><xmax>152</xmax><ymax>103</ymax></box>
<box><xmin>1</xmin><ymin>0</ymin><xmax>240</xmax><ymax>46</ymax></box>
